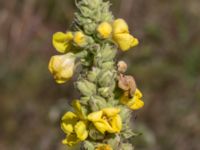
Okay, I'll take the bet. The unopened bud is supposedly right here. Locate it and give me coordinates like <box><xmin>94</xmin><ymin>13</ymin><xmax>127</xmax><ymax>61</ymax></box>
<box><xmin>117</xmin><ymin>61</ymin><xmax>127</xmax><ymax>73</ymax></box>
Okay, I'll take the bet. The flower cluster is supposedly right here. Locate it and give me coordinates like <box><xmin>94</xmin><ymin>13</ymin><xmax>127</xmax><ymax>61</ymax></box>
<box><xmin>97</xmin><ymin>19</ymin><xmax>139</xmax><ymax>51</ymax></box>
<box><xmin>48</xmin><ymin>0</ymin><xmax>144</xmax><ymax>149</ymax></box>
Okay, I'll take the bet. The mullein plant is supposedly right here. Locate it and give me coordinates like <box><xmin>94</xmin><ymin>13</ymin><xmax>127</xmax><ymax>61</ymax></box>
<box><xmin>48</xmin><ymin>0</ymin><xmax>144</xmax><ymax>149</ymax></box>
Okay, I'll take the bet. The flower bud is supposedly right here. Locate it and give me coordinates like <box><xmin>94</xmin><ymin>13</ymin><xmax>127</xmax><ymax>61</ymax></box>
<box><xmin>97</xmin><ymin>22</ymin><xmax>112</xmax><ymax>39</ymax></box>
<box><xmin>98</xmin><ymin>87</ymin><xmax>110</xmax><ymax>97</ymax></box>
<box><xmin>87</xmin><ymin>68</ymin><xmax>100</xmax><ymax>82</ymax></box>
<box><xmin>83</xmin><ymin>22</ymin><xmax>97</xmax><ymax>35</ymax></box>
<box><xmin>48</xmin><ymin>53</ymin><xmax>75</xmax><ymax>84</ymax></box>
<box><xmin>52</xmin><ymin>32</ymin><xmax>73</xmax><ymax>53</ymax></box>
<box><xmin>117</xmin><ymin>61</ymin><xmax>127</xmax><ymax>73</ymax></box>
<box><xmin>73</xmin><ymin>31</ymin><xmax>87</xmax><ymax>47</ymax></box>
<box><xmin>98</xmin><ymin>70</ymin><xmax>113</xmax><ymax>87</ymax></box>
<box><xmin>77</xmin><ymin>80</ymin><xmax>96</xmax><ymax>96</ymax></box>
<box><xmin>101</xmin><ymin>62</ymin><xmax>115</xmax><ymax>70</ymax></box>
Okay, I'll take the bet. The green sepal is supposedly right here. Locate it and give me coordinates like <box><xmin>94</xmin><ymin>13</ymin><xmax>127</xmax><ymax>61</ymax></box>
<box><xmin>76</xmin><ymin>80</ymin><xmax>96</xmax><ymax>96</ymax></box>
<box><xmin>89</xmin><ymin>96</ymin><xmax>107</xmax><ymax>111</ymax></box>
<box><xmin>98</xmin><ymin>87</ymin><xmax>110</xmax><ymax>98</ymax></box>
<box><xmin>83</xmin><ymin>140</ymin><xmax>95</xmax><ymax>150</ymax></box>
<box><xmin>121</xmin><ymin>128</ymin><xmax>140</xmax><ymax>140</ymax></box>
<box><xmin>120</xmin><ymin>143</ymin><xmax>134</xmax><ymax>150</ymax></box>
<box><xmin>98</xmin><ymin>70</ymin><xmax>113</xmax><ymax>87</ymax></box>
<box><xmin>88</xmin><ymin>124</ymin><xmax>105</xmax><ymax>141</ymax></box>
<box><xmin>87</xmin><ymin>68</ymin><xmax>100</xmax><ymax>82</ymax></box>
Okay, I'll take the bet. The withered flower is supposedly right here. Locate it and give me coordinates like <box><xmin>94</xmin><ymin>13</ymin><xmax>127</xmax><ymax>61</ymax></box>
<box><xmin>118</xmin><ymin>74</ymin><xmax>137</xmax><ymax>96</ymax></box>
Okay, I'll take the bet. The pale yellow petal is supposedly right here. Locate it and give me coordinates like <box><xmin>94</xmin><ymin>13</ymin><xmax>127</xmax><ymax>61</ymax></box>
<box><xmin>48</xmin><ymin>53</ymin><xmax>75</xmax><ymax>84</ymax></box>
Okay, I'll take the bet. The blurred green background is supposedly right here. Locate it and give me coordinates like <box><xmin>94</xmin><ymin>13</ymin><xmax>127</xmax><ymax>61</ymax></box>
<box><xmin>0</xmin><ymin>0</ymin><xmax>200</xmax><ymax>150</ymax></box>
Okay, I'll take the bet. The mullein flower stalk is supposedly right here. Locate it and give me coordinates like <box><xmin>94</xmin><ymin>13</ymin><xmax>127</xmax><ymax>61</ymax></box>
<box><xmin>48</xmin><ymin>0</ymin><xmax>144</xmax><ymax>149</ymax></box>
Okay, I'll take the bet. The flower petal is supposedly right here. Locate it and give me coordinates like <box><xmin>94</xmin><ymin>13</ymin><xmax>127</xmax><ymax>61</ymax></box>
<box><xmin>93</xmin><ymin>120</ymin><xmax>111</xmax><ymax>134</ymax></box>
<box><xmin>113</xmin><ymin>19</ymin><xmax>129</xmax><ymax>34</ymax></box>
<box><xmin>72</xmin><ymin>100</ymin><xmax>85</xmax><ymax>119</ymax></box>
<box><xmin>129</xmin><ymin>99</ymin><xmax>144</xmax><ymax>110</ymax></box>
<box><xmin>61</xmin><ymin>112</ymin><xmax>78</xmax><ymax>134</ymax></box>
<box><xmin>74</xmin><ymin>121</ymin><xmax>88</xmax><ymax>141</ymax></box>
<box><xmin>62</xmin><ymin>134</ymin><xmax>80</xmax><ymax>146</ymax></box>
<box><xmin>135</xmin><ymin>89</ymin><xmax>143</xmax><ymax>98</ymax></box>
<box><xmin>73</xmin><ymin>31</ymin><xmax>86</xmax><ymax>47</ymax></box>
<box><xmin>113</xmin><ymin>33</ymin><xmax>138</xmax><ymax>51</ymax></box>
<box><xmin>48</xmin><ymin>53</ymin><xmax>75</xmax><ymax>84</ymax></box>
<box><xmin>88</xmin><ymin>111</ymin><xmax>103</xmax><ymax>122</ymax></box>
<box><xmin>52</xmin><ymin>32</ymin><xmax>73</xmax><ymax>53</ymax></box>
<box><xmin>110</xmin><ymin>115</ymin><xmax>122</xmax><ymax>133</ymax></box>
<box><xmin>97</xmin><ymin>22</ymin><xmax>112</xmax><ymax>39</ymax></box>
<box><xmin>102</xmin><ymin>108</ymin><xmax>120</xmax><ymax>117</ymax></box>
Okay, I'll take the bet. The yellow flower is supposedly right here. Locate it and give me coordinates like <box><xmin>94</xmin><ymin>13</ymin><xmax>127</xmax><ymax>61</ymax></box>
<box><xmin>61</xmin><ymin>100</ymin><xmax>88</xmax><ymax>146</ymax></box>
<box><xmin>52</xmin><ymin>32</ymin><xmax>73</xmax><ymax>53</ymax></box>
<box><xmin>112</xmin><ymin>19</ymin><xmax>139</xmax><ymax>51</ymax></box>
<box><xmin>88</xmin><ymin>108</ymin><xmax>122</xmax><ymax>134</ymax></box>
<box><xmin>120</xmin><ymin>89</ymin><xmax>144</xmax><ymax>110</ymax></box>
<box><xmin>48</xmin><ymin>53</ymin><xmax>75</xmax><ymax>84</ymax></box>
<box><xmin>97</xmin><ymin>22</ymin><xmax>112</xmax><ymax>39</ymax></box>
<box><xmin>73</xmin><ymin>31</ymin><xmax>87</xmax><ymax>47</ymax></box>
<box><xmin>96</xmin><ymin>144</ymin><xmax>113</xmax><ymax>150</ymax></box>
